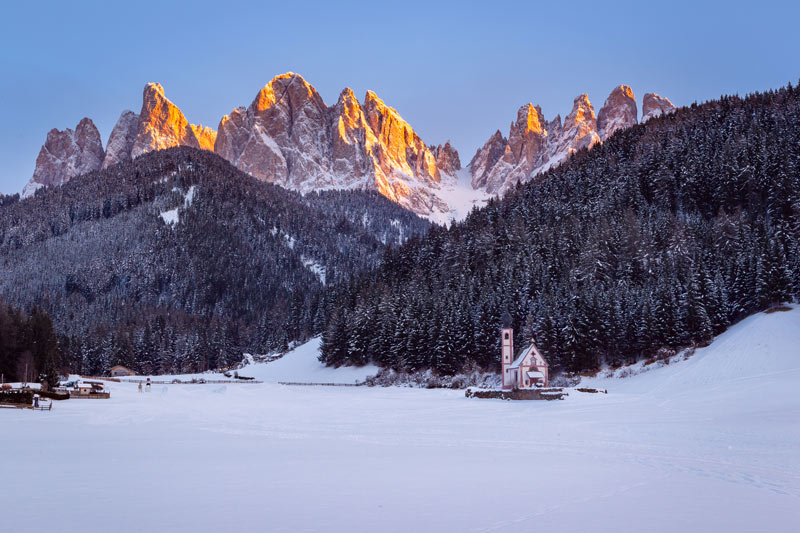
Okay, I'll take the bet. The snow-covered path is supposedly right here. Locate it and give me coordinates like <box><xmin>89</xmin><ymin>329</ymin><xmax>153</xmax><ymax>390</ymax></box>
<box><xmin>2</xmin><ymin>308</ymin><xmax>799</xmax><ymax>532</ymax></box>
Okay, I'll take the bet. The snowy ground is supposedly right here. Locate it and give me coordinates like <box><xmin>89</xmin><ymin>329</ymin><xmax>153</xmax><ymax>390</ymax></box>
<box><xmin>2</xmin><ymin>308</ymin><xmax>799</xmax><ymax>531</ymax></box>
<box><xmin>128</xmin><ymin>337</ymin><xmax>378</xmax><ymax>385</ymax></box>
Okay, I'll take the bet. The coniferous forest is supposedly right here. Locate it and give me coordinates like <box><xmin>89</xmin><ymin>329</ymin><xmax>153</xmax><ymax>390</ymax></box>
<box><xmin>0</xmin><ymin>148</ymin><xmax>429</xmax><ymax>375</ymax></box>
<box><xmin>2</xmin><ymin>85</ymin><xmax>800</xmax><ymax>380</ymax></box>
<box><xmin>0</xmin><ymin>301</ymin><xmax>60</xmax><ymax>388</ymax></box>
<box><xmin>321</xmin><ymin>84</ymin><xmax>800</xmax><ymax>375</ymax></box>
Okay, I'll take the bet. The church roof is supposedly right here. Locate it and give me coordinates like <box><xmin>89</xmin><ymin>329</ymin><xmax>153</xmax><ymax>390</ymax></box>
<box><xmin>509</xmin><ymin>344</ymin><xmax>534</xmax><ymax>369</ymax></box>
<box><xmin>509</xmin><ymin>343</ymin><xmax>547</xmax><ymax>369</ymax></box>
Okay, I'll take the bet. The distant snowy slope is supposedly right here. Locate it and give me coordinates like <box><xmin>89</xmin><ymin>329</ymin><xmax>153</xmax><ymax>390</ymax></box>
<box><xmin>242</xmin><ymin>337</ymin><xmax>379</xmax><ymax>384</ymax></box>
<box><xmin>434</xmin><ymin>168</ymin><xmax>491</xmax><ymax>224</ymax></box>
<box><xmin>581</xmin><ymin>305</ymin><xmax>800</xmax><ymax>399</ymax></box>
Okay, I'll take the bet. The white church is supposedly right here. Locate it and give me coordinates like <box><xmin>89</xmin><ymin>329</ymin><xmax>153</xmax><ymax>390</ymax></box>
<box><xmin>500</xmin><ymin>321</ymin><xmax>549</xmax><ymax>390</ymax></box>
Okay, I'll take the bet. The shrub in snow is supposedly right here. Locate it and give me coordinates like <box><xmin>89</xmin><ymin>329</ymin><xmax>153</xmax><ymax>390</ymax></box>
<box><xmin>365</xmin><ymin>366</ymin><xmax>502</xmax><ymax>389</ymax></box>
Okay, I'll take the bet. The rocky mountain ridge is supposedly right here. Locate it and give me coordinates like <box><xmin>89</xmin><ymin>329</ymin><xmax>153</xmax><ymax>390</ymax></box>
<box><xmin>23</xmin><ymin>83</ymin><xmax>218</xmax><ymax>199</ymax></box>
<box><xmin>215</xmin><ymin>74</ymin><xmax>454</xmax><ymax>218</ymax></box>
<box><xmin>22</xmin><ymin>117</ymin><xmax>105</xmax><ymax>198</ymax></box>
<box><xmin>469</xmin><ymin>85</ymin><xmax>676</xmax><ymax>194</ymax></box>
<box><xmin>22</xmin><ymin>75</ymin><xmax>676</xmax><ymax>219</ymax></box>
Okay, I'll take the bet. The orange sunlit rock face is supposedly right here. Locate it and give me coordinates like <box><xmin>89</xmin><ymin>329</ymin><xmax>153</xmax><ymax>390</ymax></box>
<box><xmin>472</xmin><ymin>103</ymin><xmax>550</xmax><ymax>193</ymax></box>
<box><xmin>558</xmin><ymin>94</ymin><xmax>600</xmax><ymax>155</ymax></box>
<box><xmin>131</xmin><ymin>83</ymin><xmax>217</xmax><ymax>157</ymax></box>
<box><xmin>330</xmin><ymin>88</ymin><xmax>373</xmax><ymax>181</ymax></box>
<box><xmin>191</xmin><ymin>125</ymin><xmax>217</xmax><ymax>151</ymax></box>
<box><xmin>469</xmin><ymin>85</ymin><xmax>640</xmax><ymax>195</ymax></box>
<box><xmin>597</xmin><ymin>85</ymin><xmax>637</xmax><ymax>141</ymax></box>
<box><xmin>362</xmin><ymin>89</ymin><xmax>441</xmax><ymax>187</ymax></box>
<box><xmin>24</xmin><ymin>75</ymin><xmax>671</xmax><ymax>213</ymax></box>
<box><xmin>213</xmin><ymin>72</ymin><xmax>453</xmax><ymax>217</ymax></box>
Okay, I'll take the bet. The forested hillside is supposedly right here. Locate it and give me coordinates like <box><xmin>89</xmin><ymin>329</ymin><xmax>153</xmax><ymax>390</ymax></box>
<box><xmin>321</xmin><ymin>84</ymin><xmax>800</xmax><ymax>375</ymax></box>
<box><xmin>0</xmin><ymin>148</ymin><xmax>429</xmax><ymax>375</ymax></box>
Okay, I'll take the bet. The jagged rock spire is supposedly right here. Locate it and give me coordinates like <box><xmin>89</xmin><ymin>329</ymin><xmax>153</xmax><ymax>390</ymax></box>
<box><xmin>132</xmin><ymin>83</ymin><xmax>216</xmax><ymax>157</ymax></box>
<box><xmin>22</xmin><ymin>117</ymin><xmax>104</xmax><ymax>198</ymax></box>
<box><xmin>469</xmin><ymin>84</ymin><xmax>671</xmax><ymax>195</ymax></box>
<box><xmin>642</xmin><ymin>93</ymin><xmax>677</xmax><ymax>122</ymax></box>
<box><xmin>103</xmin><ymin>110</ymin><xmax>139</xmax><ymax>169</ymax></box>
<box><xmin>213</xmin><ymin>72</ymin><xmax>455</xmax><ymax>218</ymax></box>
<box><xmin>597</xmin><ymin>85</ymin><xmax>637</xmax><ymax>141</ymax></box>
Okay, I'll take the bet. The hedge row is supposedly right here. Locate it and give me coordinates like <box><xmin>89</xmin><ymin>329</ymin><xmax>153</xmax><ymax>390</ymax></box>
<box><xmin>0</xmin><ymin>390</ymin><xmax>34</xmax><ymax>404</ymax></box>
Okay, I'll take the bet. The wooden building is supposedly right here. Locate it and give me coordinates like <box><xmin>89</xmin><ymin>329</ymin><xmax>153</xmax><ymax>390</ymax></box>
<box><xmin>109</xmin><ymin>365</ymin><xmax>136</xmax><ymax>377</ymax></box>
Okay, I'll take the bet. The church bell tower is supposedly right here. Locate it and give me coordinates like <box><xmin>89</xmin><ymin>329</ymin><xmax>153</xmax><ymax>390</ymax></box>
<box><xmin>500</xmin><ymin>312</ymin><xmax>514</xmax><ymax>390</ymax></box>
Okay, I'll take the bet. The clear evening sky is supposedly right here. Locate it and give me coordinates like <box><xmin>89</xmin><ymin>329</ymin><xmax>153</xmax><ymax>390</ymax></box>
<box><xmin>1</xmin><ymin>0</ymin><xmax>798</xmax><ymax>194</ymax></box>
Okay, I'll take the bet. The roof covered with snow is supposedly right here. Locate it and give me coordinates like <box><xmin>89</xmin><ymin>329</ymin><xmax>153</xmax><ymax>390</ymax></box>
<box><xmin>509</xmin><ymin>343</ymin><xmax>546</xmax><ymax>369</ymax></box>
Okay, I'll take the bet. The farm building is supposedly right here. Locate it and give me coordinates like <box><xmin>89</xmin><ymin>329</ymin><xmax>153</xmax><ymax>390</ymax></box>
<box><xmin>71</xmin><ymin>381</ymin><xmax>110</xmax><ymax>399</ymax></box>
<box><xmin>500</xmin><ymin>323</ymin><xmax>549</xmax><ymax>390</ymax></box>
<box><xmin>109</xmin><ymin>365</ymin><xmax>136</xmax><ymax>377</ymax></box>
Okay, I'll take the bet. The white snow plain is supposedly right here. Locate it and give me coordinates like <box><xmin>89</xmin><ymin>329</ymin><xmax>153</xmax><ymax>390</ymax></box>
<box><xmin>2</xmin><ymin>308</ymin><xmax>799</xmax><ymax>532</ymax></box>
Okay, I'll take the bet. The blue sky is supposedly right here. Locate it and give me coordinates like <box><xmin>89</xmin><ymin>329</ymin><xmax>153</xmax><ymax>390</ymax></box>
<box><xmin>1</xmin><ymin>0</ymin><xmax>798</xmax><ymax>194</ymax></box>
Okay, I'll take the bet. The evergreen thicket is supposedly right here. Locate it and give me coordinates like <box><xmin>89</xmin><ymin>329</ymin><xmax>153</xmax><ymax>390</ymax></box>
<box><xmin>321</xmin><ymin>84</ymin><xmax>800</xmax><ymax>375</ymax></box>
<box><xmin>0</xmin><ymin>302</ymin><xmax>61</xmax><ymax>388</ymax></box>
<box><xmin>0</xmin><ymin>148</ymin><xmax>429</xmax><ymax>375</ymax></box>
<box><xmin>0</xmin><ymin>193</ymin><xmax>19</xmax><ymax>208</ymax></box>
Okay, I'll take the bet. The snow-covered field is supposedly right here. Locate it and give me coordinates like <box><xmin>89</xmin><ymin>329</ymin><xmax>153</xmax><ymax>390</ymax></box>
<box><xmin>2</xmin><ymin>308</ymin><xmax>799</xmax><ymax>532</ymax></box>
<box><xmin>128</xmin><ymin>337</ymin><xmax>379</xmax><ymax>385</ymax></box>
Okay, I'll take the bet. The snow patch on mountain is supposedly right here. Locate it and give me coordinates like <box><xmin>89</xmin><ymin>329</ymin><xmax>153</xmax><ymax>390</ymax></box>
<box><xmin>21</xmin><ymin>181</ymin><xmax>44</xmax><ymax>199</ymax></box>
<box><xmin>434</xmin><ymin>168</ymin><xmax>491</xmax><ymax>224</ymax></box>
<box><xmin>159</xmin><ymin>185</ymin><xmax>197</xmax><ymax>226</ymax></box>
<box><xmin>184</xmin><ymin>185</ymin><xmax>196</xmax><ymax>206</ymax></box>
<box><xmin>301</xmin><ymin>257</ymin><xmax>326</xmax><ymax>284</ymax></box>
<box><xmin>160</xmin><ymin>208</ymin><xmax>179</xmax><ymax>225</ymax></box>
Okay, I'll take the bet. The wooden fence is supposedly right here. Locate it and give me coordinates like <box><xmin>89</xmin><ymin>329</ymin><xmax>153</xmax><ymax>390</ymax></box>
<box><xmin>278</xmin><ymin>381</ymin><xmax>366</xmax><ymax>387</ymax></box>
<box><xmin>116</xmin><ymin>378</ymin><xmax>263</xmax><ymax>385</ymax></box>
<box><xmin>0</xmin><ymin>402</ymin><xmax>52</xmax><ymax>410</ymax></box>
<box><xmin>80</xmin><ymin>376</ymin><xmax>121</xmax><ymax>383</ymax></box>
<box><xmin>69</xmin><ymin>392</ymin><xmax>111</xmax><ymax>399</ymax></box>
<box><xmin>0</xmin><ymin>403</ymin><xmax>31</xmax><ymax>409</ymax></box>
